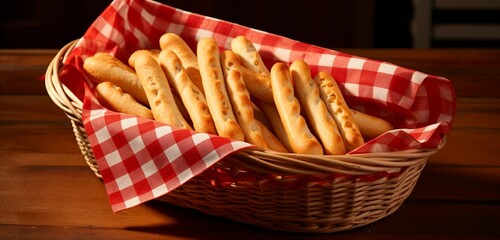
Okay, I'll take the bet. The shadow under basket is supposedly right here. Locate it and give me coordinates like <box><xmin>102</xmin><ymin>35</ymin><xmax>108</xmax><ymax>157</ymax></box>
<box><xmin>45</xmin><ymin>40</ymin><xmax>445</xmax><ymax>233</ymax></box>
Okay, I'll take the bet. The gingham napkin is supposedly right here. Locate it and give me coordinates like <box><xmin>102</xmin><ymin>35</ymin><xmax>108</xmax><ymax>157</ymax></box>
<box><xmin>60</xmin><ymin>0</ymin><xmax>455</xmax><ymax>211</ymax></box>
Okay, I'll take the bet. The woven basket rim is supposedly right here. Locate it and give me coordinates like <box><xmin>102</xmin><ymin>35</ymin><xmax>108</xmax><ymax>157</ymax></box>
<box><xmin>45</xmin><ymin>39</ymin><xmax>445</xmax><ymax>176</ymax></box>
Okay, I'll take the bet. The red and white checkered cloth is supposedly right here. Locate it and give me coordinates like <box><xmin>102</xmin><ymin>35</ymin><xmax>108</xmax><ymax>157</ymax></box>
<box><xmin>60</xmin><ymin>0</ymin><xmax>455</xmax><ymax>212</ymax></box>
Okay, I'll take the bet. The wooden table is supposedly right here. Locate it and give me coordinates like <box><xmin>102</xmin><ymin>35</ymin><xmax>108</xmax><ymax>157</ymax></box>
<box><xmin>1</xmin><ymin>48</ymin><xmax>499</xmax><ymax>239</ymax></box>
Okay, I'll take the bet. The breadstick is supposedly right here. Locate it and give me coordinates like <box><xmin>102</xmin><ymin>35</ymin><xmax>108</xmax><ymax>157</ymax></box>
<box><xmin>83</xmin><ymin>52</ymin><xmax>148</xmax><ymax>105</ymax></box>
<box><xmin>270</xmin><ymin>62</ymin><xmax>323</xmax><ymax>155</ymax></box>
<box><xmin>94</xmin><ymin>82</ymin><xmax>153</xmax><ymax>119</ymax></box>
<box><xmin>257</xmin><ymin>100</ymin><xmax>292</xmax><ymax>152</ymax></box>
<box><xmin>258</xmin><ymin>121</ymin><xmax>288</xmax><ymax>153</ymax></box>
<box><xmin>350</xmin><ymin>109</ymin><xmax>394</xmax><ymax>139</ymax></box>
<box><xmin>159</xmin><ymin>50</ymin><xmax>217</xmax><ymax>134</ymax></box>
<box><xmin>240</xmin><ymin>67</ymin><xmax>273</xmax><ymax>103</ymax></box>
<box><xmin>128</xmin><ymin>49</ymin><xmax>190</xmax><ymax>120</ymax></box>
<box><xmin>219</xmin><ymin>49</ymin><xmax>273</xmax><ymax>103</ymax></box>
<box><xmin>172</xmin><ymin>93</ymin><xmax>190</xmax><ymax>123</ymax></box>
<box><xmin>159</xmin><ymin>33</ymin><xmax>204</xmax><ymax>94</ymax></box>
<box><xmin>314</xmin><ymin>72</ymin><xmax>364</xmax><ymax>151</ymax></box>
<box><xmin>128</xmin><ymin>50</ymin><xmax>190</xmax><ymax>120</ymax></box>
<box><xmin>197</xmin><ymin>38</ymin><xmax>244</xmax><ymax>141</ymax></box>
<box><xmin>251</xmin><ymin>101</ymin><xmax>272</xmax><ymax>130</ymax></box>
<box><xmin>134</xmin><ymin>53</ymin><xmax>192</xmax><ymax>130</ymax></box>
<box><xmin>128</xmin><ymin>49</ymin><xmax>160</xmax><ymax>69</ymax></box>
<box><xmin>290</xmin><ymin>60</ymin><xmax>346</xmax><ymax>155</ymax></box>
<box><xmin>231</xmin><ymin>35</ymin><xmax>270</xmax><ymax>76</ymax></box>
<box><xmin>221</xmin><ymin>50</ymin><xmax>286</xmax><ymax>152</ymax></box>
<box><xmin>230</xmin><ymin>36</ymin><xmax>273</xmax><ymax>102</ymax></box>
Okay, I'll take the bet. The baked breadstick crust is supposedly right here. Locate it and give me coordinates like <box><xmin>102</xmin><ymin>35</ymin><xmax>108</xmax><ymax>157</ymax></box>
<box><xmin>197</xmin><ymin>38</ymin><xmax>244</xmax><ymax>141</ymax></box>
<box><xmin>159</xmin><ymin>50</ymin><xmax>216</xmax><ymax>134</ymax></box>
<box><xmin>291</xmin><ymin>61</ymin><xmax>346</xmax><ymax>155</ymax></box>
<box><xmin>134</xmin><ymin>53</ymin><xmax>192</xmax><ymax>130</ymax></box>
<box><xmin>270</xmin><ymin>62</ymin><xmax>323</xmax><ymax>155</ymax></box>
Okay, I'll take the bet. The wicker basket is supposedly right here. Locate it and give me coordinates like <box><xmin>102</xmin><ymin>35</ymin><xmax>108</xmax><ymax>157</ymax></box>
<box><xmin>46</xmin><ymin>40</ymin><xmax>444</xmax><ymax>233</ymax></box>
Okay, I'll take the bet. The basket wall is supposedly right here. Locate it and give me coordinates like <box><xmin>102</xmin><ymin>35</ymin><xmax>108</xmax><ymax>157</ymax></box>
<box><xmin>158</xmin><ymin>161</ymin><xmax>425</xmax><ymax>233</ymax></box>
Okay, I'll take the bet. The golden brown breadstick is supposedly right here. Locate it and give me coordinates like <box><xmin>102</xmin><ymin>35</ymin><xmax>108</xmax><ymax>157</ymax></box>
<box><xmin>251</xmin><ymin>101</ymin><xmax>272</xmax><ymax>130</ymax></box>
<box><xmin>350</xmin><ymin>109</ymin><xmax>394</xmax><ymax>139</ymax></box>
<box><xmin>172</xmin><ymin>93</ymin><xmax>190</xmax><ymax>123</ymax></box>
<box><xmin>159</xmin><ymin>50</ymin><xmax>217</xmax><ymax>134</ymax></box>
<box><xmin>221</xmin><ymin>50</ymin><xmax>286</xmax><ymax>152</ymax></box>
<box><xmin>270</xmin><ymin>62</ymin><xmax>323</xmax><ymax>155</ymax></box>
<box><xmin>83</xmin><ymin>52</ymin><xmax>148</xmax><ymax>105</ymax></box>
<box><xmin>134</xmin><ymin>53</ymin><xmax>192</xmax><ymax>130</ymax></box>
<box><xmin>94</xmin><ymin>82</ymin><xmax>153</xmax><ymax>119</ymax></box>
<box><xmin>231</xmin><ymin>35</ymin><xmax>270</xmax><ymax>76</ymax></box>
<box><xmin>197</xmin><ymin>38</ymin><xmax>244</xmax><ymax>141</ymax></box>
<box><xmin>314</xmin><ymin>72</ymin><xmax>364</xmax><ymax>151</ymax></box>
<box><xmin>129</xmin><ymin>50</ymin><xmax>190</xmax><ymax>121</ymax></box>
<box><xmin>219</xmin><ymin>49</ymin><xmax>273</xmax><ymax>103</ymax></box>
<box><xmin>239</xmin><ymin>65</ymin><xmax>274</xmax><ymax>103</ymax></box>
<box><xmin>159</xmin><ymin>33</ymin><xmax>204</xmax><ymax>94</ymax></box>
<box><xmin>224</xmin><ymin>66</ymin><xmax>267</xmax><ymax>148</ymax></box>
<box><xmin>258</xmin><ymin>121</ymin><xmax>288</xmax><ymax>153</ymax></box>
<box><xmin>290</xmin><ymin>60</ymin><xmax>346</xmax><ymax>155</ymax></box>
<box><xmin>257</xmin><ymin>100</ymin><xmax>292</xmax><ymax>152</ymax></box>
<box><xmin>128</xmin><ymin>49</ymin><xmax>160</xmax><ymax>69</ymax></box>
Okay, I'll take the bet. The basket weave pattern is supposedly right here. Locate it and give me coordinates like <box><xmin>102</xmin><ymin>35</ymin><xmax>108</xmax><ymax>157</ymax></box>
<box><xmin>46</xmin><ymin>40</ymin><xmax>441</xmax><ymax>233</ymax></box>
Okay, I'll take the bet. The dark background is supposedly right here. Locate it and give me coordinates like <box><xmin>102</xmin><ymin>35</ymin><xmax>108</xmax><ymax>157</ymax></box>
<box><xmin>0</xmin><ymin>0</ymin><xmax>498</xmax><ymax>49</ymax></box>
<box><xmin>0</xmin><ymin>0</ymin><xmax>412</xmax><ymax>49</ymax></box>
